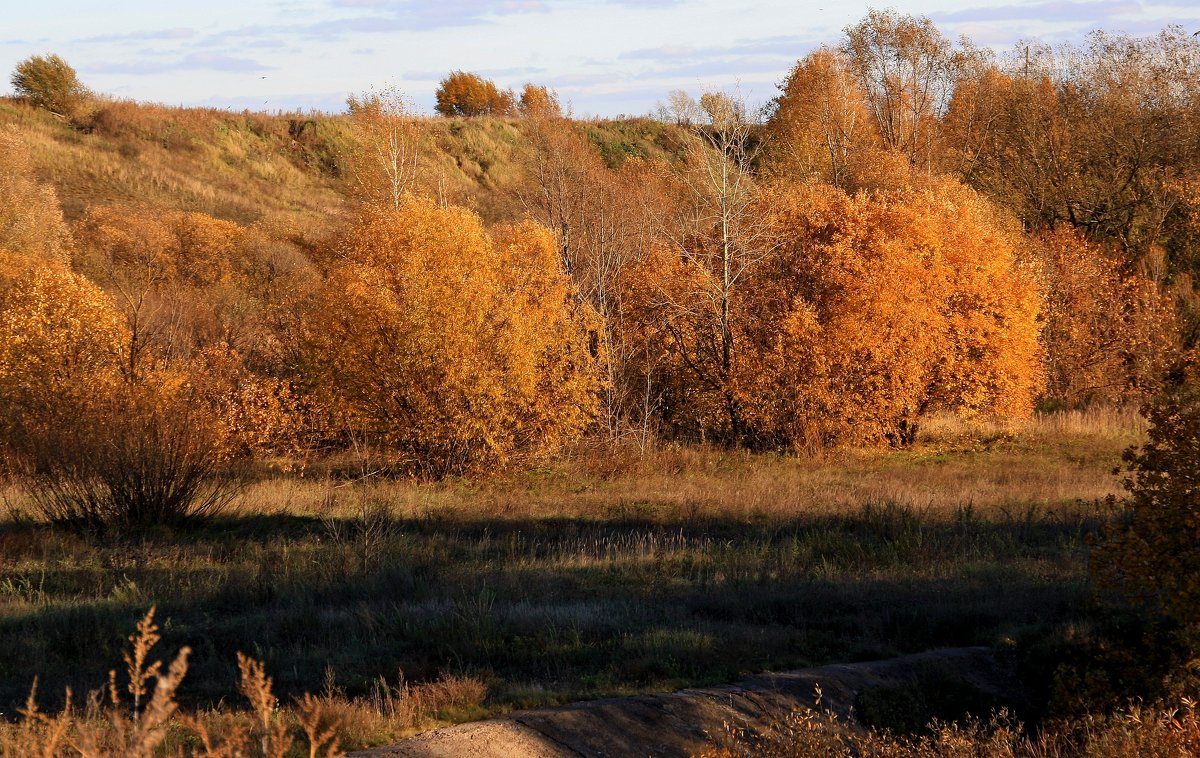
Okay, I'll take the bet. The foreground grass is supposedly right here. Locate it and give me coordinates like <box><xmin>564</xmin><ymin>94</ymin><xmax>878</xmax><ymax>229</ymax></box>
<box><xmin>0</xmin><ymin>410</ymin><xmax>1146</xmax><ymax>749</ymax></box>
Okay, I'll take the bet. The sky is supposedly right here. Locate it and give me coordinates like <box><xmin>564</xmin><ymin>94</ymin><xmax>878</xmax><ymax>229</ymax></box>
<box><xmin>3</xmin><ymin>0</ymin><xmax>1199</xmax><ymax>118</ymax></box>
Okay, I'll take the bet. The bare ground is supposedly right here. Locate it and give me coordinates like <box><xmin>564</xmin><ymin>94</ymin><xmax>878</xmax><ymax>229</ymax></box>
<box><xmin>353</xmin><ymin>646</ymin><xmax>1018</xmax><ymax>758</ymax></box>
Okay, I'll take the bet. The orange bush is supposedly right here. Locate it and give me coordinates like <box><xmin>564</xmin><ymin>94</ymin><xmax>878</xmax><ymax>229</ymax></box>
<box><xmin>304</xmin><ymin>196</ymin><xmax>600</xmax><ymax>473</ymax></box>
<box><xmin>629</xmin><ymin>180</ymin><xmax>1043</xmax><ymax>449</ymax></box>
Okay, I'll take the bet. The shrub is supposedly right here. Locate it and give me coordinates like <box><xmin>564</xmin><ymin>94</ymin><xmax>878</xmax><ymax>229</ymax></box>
<box><xmin>1092</xmin><ymin>352</ymin><xmax>1200</xmax><ymax>624</ymax></box>
<box><xmin>10</xmin><ymin>377</ymin><xmax>247</xmax><ymax>528</ymax></box>
<box><xmin>0</xmin><ymin>262</ymin><xmax>246</xmax><ymax>528</ymax></box>
<box><xmin>303</xmin><ymin>197</ymin><xmax>601</xmax><ymax>475</ymax></box>
<box><xmin>434</xmin><ymin>71</ymin><xmax>516</xmax><ymax>117</ymax></box>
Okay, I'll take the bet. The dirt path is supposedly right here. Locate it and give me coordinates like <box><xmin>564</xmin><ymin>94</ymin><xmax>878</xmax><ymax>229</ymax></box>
<box><xmin>352</xmin><ymin>647</ymin><xmax>1018</xmax><ymax>758</ymax></box>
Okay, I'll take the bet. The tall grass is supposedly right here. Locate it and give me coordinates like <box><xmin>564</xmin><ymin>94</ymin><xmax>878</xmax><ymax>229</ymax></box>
<box><xmin>0</xmin><ymin>607</ymin><xmax>487</xmax><ymax>755</ymax></box>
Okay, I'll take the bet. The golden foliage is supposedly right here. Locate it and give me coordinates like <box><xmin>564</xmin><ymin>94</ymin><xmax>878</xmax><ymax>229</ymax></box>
<box><xmin>434</xmin><ymin>71</ymin><xmax>516</xmax><ymax>118</ymax></box>
<box><xmin>745</xmin><ymin>181</ymin><xmax>1041</xmax><ymax>447</ymax></box>
<box><xmin>0</xmin><ymin>259</ymin><xmax>255</xmax><ymax>526</ymax></box>
<box><xmin>304</xmin><ymin>196</ymin><xmax>601</xmax><ymax>473</ymax></box>
<box><xmin>1037</xmin><ymin>227</ymin><xmax>1179</xmax><ymax>407</ymax></box>
<box><xmin>630</xmin><ymin>180</ymin><xmax>1043</xmax><ymax>449</ymax></box>
<box><xmin>518</xmin><ymin>84</ymin><xmax>561</xmax><ymax>119</ymax></box>
<box><xmin>763</xmin><ymin>49</ymin><xmax>879</xmax><ymax>186</ymax></box>
<box><xmin>0</xmin><ymin>259</ymin><xmax>127</xmax><ymax>421</ymax></box>
<box><xmin>0</xmin><ymin>129</ymin><xmax>71</xmax><ymax>261</ymax></box>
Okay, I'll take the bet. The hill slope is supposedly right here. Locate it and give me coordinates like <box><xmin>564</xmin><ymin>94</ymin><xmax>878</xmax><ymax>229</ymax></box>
<box><xmin>0</xmin><ymin>97</ymin><xmax>689</xmax><ymax>239</ymax></box>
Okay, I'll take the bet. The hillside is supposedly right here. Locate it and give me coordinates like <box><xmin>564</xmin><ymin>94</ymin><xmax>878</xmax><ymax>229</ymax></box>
<box><xmin>0</xmin><ymin>96</ymin><xmax>690</xmax><ymax>239</ymax></box>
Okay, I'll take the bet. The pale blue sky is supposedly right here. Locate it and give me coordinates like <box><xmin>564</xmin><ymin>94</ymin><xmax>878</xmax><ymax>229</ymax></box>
<box><xmin>2</xmin><ymin>0</ymin><xmax>1197</xmax><ymax>117</ymax></box>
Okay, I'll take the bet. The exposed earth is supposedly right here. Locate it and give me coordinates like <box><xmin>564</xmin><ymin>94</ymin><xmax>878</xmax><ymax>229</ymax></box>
<box><xmin>354</xmin><ymin>647</ymin><xmax>1019</xmax><ymax>757</ymax></box>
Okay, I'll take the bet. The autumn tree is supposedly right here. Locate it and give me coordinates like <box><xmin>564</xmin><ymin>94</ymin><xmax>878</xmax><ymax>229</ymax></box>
<box><xmin>698</xmin><ymin>92</ymin><xmax>745</xmax><ymax>128</ymax></box>
<box><xmin>637</xmin><ymin>92</ymin><xmax>772</xmax><ymax>443</ymax></box>
<box><xmin>0</xmin><ymin>260</ymin><xmax>246</xmax><ymax>527</ymax></box>
<box><xmin>10</xmin><ymin>54</ymin><xmax>88</xmax><ymax>117</ymax></box>
<box><xmin>74</xmin><ymin>206</ymin><xmax>202</xmax><ymax>376</ymax></box>
<box><xmin>1037</xmin><ymin>227</ymin><xmax>1179</xmax><ymax>407</ymax></box>
<box><xmin>762</xmin><ymin>48</ymin><xmax>878</xmax><ymax>186</ymax></box>
<box><xmin>71</xmin><ymin>207</ymin><xmax>310</xmax><ymax>459</ymax></box>
<box><xmin>345</xmin><ymin>86</ymin><xmax>426</xmax><ymax>209</ymax></box>
<box><xmin>630</xmin><ymin>180</ymin><xmax>1043</xmax><ymax>448</ymax></box>
<box><xmin>72</xmin><ymin>206</ymin><xmax>310</xmax><ymax>373</ymax></box>
<box><xmin>434</xmin><ymin>71</ymin><xmax>516</xmax><ymax>117</ymax></box>
<box><xmin>841</xmin><ymin>10</ymin><xmax>975</xmax><ymax>171</ymax></box>
<box><xmin>518</xmin><ymin>116</ymin><xmax>670</xmax><ymax>435</ymax></box>
<box><xmin>752</xmin><ymin>181</ymin><xmax>1041</xmax><ymax>447</ymax></box>
<box><xmin>518</xmin><ymin>83</ymin><xmax>561</xmax><ymax>118</ymax></box>
<box><xmin>303</xmin><ymin>196</ymin><xmax>600</xmax><ymax>474</ymax></box>
<box><xmin>656</xmin><ymin>90</ymin><xmax>702</xmax><ymax>126</ymax></box>
<box><xmin>945</xmin><ymin>29</ymin><xmax>1200</xmax><ymax>267</ymax></box>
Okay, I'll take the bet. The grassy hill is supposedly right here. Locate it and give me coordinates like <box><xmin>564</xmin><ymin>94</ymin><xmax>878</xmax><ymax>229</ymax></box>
<box><xmin>0</xmin><ymin>96</ymin><xmax>689</xmax><ymax>239</ymax></box>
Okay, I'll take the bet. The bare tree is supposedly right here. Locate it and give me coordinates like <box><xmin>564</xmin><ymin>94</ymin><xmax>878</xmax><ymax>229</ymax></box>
<box><xmin>346</xmin><ymin>86</ymin><xmax>425</xmax><ymax>209</ymax></box>
<box><xmin>658</xmin><ymin>92</ymin><xmax>776</xmax><ymax>441</ymax></box>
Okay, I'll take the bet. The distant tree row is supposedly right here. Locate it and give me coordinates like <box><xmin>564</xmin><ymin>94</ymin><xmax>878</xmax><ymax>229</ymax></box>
<box><xmin>433</xmin><ymin>71</ymin><xmax>560</xmax><ymax>118</ymax></box>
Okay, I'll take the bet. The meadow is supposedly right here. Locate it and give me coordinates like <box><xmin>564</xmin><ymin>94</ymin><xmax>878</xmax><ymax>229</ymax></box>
<box><xmin>0</xmin><ymin>409</ymin><xmax>1152</xmax><ymax>750</ymax></box>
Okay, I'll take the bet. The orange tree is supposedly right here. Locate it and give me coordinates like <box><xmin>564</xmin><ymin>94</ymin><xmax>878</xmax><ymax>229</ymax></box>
<box><xmin>302</xmin><ymin>196</ymin><xmax>600</xmax><ymax>474</ymax></box>
<box><xmin>434</xmin><ymin>71</ymin><xmax>516</xmax><ymax>117</ymax></box>
<box><xmin>762</xmin><ymin>48</ymin><xmax>878</xmax><ymax>187</ymax></box>
<box><xmin>1037</xmin><ymin>227</ymin><xmax>1179</xmax><ymax>408</ymax></box>
<box><xmin>0</xmin><ymin>257</ymin><xmax>249</xmax><ymax>527</ymax></box>
<box><xmin>628</xmin><ymin>179</ymin><xmax>1043</xmax><ymax>449</ymax></box>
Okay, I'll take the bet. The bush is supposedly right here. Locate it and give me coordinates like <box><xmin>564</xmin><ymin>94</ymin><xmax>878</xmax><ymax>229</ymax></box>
<box><xmin>1092</xmin><ymin>352</ymin><xmax>1200</xmax><ymax>623</ymax></box>
<box><xmin>434</xmin><ymin>71</ymin><xmax>516</xmax><ymax>117</ymax></box>
<box><xmin>0</xmin><ymin>262</ymin><xmax>246</xmax><ymax>528</ymax></box>
<box><xmin>10</xmin><ymin>53</ymin><xmax>88</xmax><ymax>117</ymax></box>
<box><xmin>10</xmin><ymin>378</ymin><xmax>246</xmax><ymax>528</ymax></box>
<box><xmin>304</xmin><ymin>197</ymin><xmax>601</xmax><ymax>475</ymax></box>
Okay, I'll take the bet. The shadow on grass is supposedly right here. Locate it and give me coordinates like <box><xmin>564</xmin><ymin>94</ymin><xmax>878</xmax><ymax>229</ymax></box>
<box><xmin>0</xmin><ymin>504</ymin><xmax>1113</xmax><ymax>720</ymax></box>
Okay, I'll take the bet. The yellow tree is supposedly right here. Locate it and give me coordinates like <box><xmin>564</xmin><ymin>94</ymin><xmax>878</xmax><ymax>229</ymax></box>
<box><xmin>0</xmin><ymin>260</ymin><xmax>245</xmax><ymax>526</ymax></box>
<box><xmin>304</xmin><ymin>197</ymin><xmax>600</xmax><ymax>474</ymax></box>
<box><xmin>763</xmin><ymin>49</ymin><xmax>878</xmax><ymax>186</ymax></box>
<box><xmin>10</xmin><ymin>54</ymin><xmax>88</xmax><ymax>117</ymax></box>
<box><xmin>518</xmin><ymin>83</ymin><xmax>561</xmax><ymax>118</ymax></box>
<box><xmin>0</xmin><ymin>259</ymin><xmax>127</xmax><ymax>420</ymax></box>
<box><xmin>741</xmin><ymin>181</ymin><xmax>1042</xmax><ymax>447</ymax></box>
<box><xmin>434</xmin><ymin>71</ymin><xmax>516</xmax><ymax>117</ymax></box>
<box><xmin>632</xmin><ymin>180</ymin><xmax>1043</xmax><ymax>449</ymax></box>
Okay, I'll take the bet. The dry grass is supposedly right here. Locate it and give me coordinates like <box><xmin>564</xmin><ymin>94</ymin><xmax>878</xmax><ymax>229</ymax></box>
<box><xmin>226</xmin><ymin>406</ymin><xmax>1140</xmax><ymax>526</ymax></box>
<box><xmin>0</xmin><ymin>608</ymin><xmax>486</xmax><ymax>756</ymax></box>
<box><xmin>0</xmin><ymin>96</ymin><xmax>691</xmax><ymax>233</ymax></box>
<box><xmin>699</xmin><ymin>697</ymin><xmax>1200</xmax><ymax>757</ymax></box>
<box><xmin>0</xmin><ymin>98</ymin><xmax>345</xmax><ymax>234</ymax></box>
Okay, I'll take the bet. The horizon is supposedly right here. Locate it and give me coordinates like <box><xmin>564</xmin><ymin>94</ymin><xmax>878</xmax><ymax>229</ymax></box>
<box><xmin>4</xmin><ymin>1</ymin><xmax>1199</xmax><ymax>118</ymax></box>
